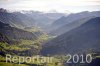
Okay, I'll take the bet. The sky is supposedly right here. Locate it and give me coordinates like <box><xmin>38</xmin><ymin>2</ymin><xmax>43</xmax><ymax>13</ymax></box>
<box><xmin>0</xmin><ymin>0</ymin><xmax>100</xmax><ymax>13</ymax></box>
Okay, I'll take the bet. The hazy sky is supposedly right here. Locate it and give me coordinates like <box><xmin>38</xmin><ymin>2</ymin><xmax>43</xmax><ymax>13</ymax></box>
<box><xmin>0</xmin><ymin>0</ymin><xmax>100</xmax><ymax>13</ymax></box>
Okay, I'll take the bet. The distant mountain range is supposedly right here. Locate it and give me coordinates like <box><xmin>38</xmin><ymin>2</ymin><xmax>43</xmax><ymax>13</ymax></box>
<box><xmin>49</xmin><ymin>11</ymin><xmax>100</xmax><ymax>36</ymax></box>
<box><xmin>0</xmin><ymin>9</ymin><xmax>52</xmax><ymax>56</ymax></box>
<box><xmin>41</xmin><ymin>17</ymin><xmax>100</xmax><ymax>55</ymax></box>
<box><xmin>24</xmin><ymin>11</ymin><xmax>67</xmax><ymax>30</ymax></box>
<box><xmin>0</xmin><ymin>8</ymin><xmax>67</xmax><ymax>31</ymax></box>
<box><xmin>0</xmin><ymin>11</ymin><xmax>25</xmax><ymax>28</ymax></box>
<box><xmin>0</xmin><ymin>8</ymin><xmax>100</xmax><ymax>56</ymax></box>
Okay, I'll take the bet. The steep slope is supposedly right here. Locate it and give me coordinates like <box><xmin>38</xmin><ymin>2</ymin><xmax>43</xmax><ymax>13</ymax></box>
<box><xmin>25</xmin><ymin>11</ymin><xmax>66</xmax><ymax>24</ymax></box>
<box><xmin>41</xmin><ymin>17</ymin><xmax>100</xmax><ymax>55</ymax></box>
<box><xmin>0</xmin><ymin>21</ymin><xmax>37</xmax><ymax>41</ymax></box>
<box><xmin>49</xmin><ymin>17</ymin><xmax>95</xmax><ymax>36</ymax></box>
<box><xmin>13</xmin><ymin>12</ymin><xmax>36</xmax><ymax>27</ymax></box>
<box><xmin>24</xmin><ymin>11</ymin><xmax>67</xmax><ymax>30</ymax></box>
<box><xmin>0</xmin><ymin>21</ymin><xmax>47</xmax><ymax>56</ymax></box>
<box><xmin>0</xmin><ymin>8</ymin><xmax>67</xmax><ymax>32</ymax></box>
<box><xmin>0</xmin><ymin>9</ymin><xmax>24</xmax><ymax>28</ymax></box>
<box><xmin>0</xmin><ymin>8</ymin><xmax>36</xmax><ymax>29</ymax></box>
<box><xmin>50</xmin><ymin>11</ymin><xmax>100</xmax><ymax>33</ymax></box>
<box><xmin>0</xmin><ymin>33</ymin><xmax>9</xmax><ymax>43</ymax></box>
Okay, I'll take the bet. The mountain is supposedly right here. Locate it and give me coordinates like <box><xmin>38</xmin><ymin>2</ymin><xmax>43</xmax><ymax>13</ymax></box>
<box><xmin>24</xmin><ymin>11</ymin><xmax>67</xmax><ymax>30</ymax></box>
<box><xmin>0</xmin><ymin>21</ymin><xmax>49</xmax><ymax>56</ymax></box>
<box><xmin>0</xmin><ymin>21</ymin><xmax>37</xmax><ymax>41</ymax></box>
<box><xmin>49</xmin><ymin>11</ymin><xmax>100</xmax><ymax>33</ymax></box>
<box><xmin>0</xmin><ymin>8</ymin><xmax>67</xmax><ymax>32</ymax></box>
<box><xmin>49</xmin><ymin>16</ymin><xmax>95</xmax><ymax>36</ymax></box>
<box><xmin>13</xmin><ymin>12</ymin><xmax>36</xmax><ymax>27</ymax></box>
<box><xmin>0</xmin><ymin>8</ymin><xmax>38</xmax><ymax>28</ymax></box>
<box><xmin>41</xmin><ymin>17</ymin><xmax>100</xmax><ymax>55</ymax></box>
<box><xmin>0</xmin><ymin>10</ymin><xmax>24</xmax><ymax>28</ymax></box>
<box><xmin>0</xmin><ymin>33</ymin><xmax>9</xmax><ymax>43</ymax></box>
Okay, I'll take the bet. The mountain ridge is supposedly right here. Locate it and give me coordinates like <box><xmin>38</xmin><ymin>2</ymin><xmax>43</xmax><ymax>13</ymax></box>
<box><xmin>41</xmin><ymin>17</ymin><xmax>100</xmax><ymax>55</ymax></box>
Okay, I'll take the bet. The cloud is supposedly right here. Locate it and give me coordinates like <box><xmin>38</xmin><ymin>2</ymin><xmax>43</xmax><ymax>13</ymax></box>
<box><xmin>0</xmin><ymin>0</ymin><xmax>8</xmax><ymax>1</ymax></box>
<box><xmin>0</xmin><ymin>0</ymin><xmax>100</xmax><ymax>12</ymax></box>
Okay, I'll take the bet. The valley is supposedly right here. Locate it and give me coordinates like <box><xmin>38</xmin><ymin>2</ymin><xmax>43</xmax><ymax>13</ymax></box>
<box><xmin>0</xmin><ymin>8</ymin><xmax>100</xmax><ymax>66</ymax></box>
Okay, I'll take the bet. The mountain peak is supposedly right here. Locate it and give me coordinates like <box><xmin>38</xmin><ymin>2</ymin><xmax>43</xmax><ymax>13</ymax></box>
<box><xmin>0</xmin><ymin>8</ymin><xmax>8</xmax><ymax>13</ymax></box>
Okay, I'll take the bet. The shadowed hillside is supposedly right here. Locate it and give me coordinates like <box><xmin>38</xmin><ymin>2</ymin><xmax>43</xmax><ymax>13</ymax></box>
<box><xmin>41</xmin><ymin>17</ymin><xmax>100</xmax><ymax>55</ymax></box>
